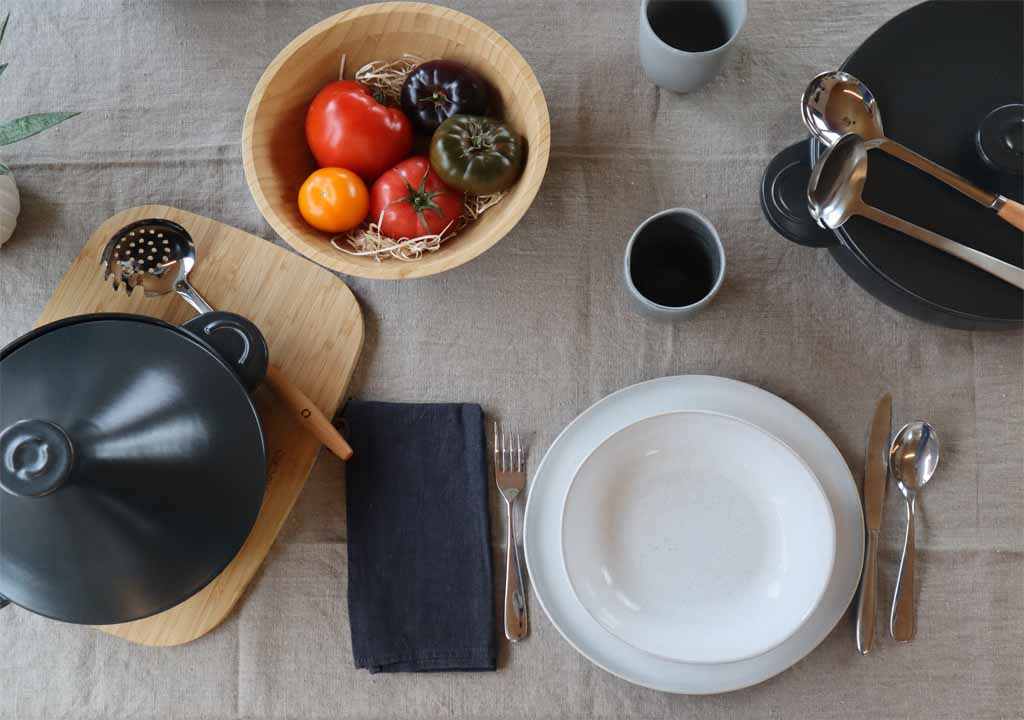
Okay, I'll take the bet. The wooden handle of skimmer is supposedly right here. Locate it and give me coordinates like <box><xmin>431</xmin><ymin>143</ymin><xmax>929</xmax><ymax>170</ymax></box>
<box><xmin>264</xmin><ymin>364</ymin><xmax>353</xmax><ymax>460</ymax></box>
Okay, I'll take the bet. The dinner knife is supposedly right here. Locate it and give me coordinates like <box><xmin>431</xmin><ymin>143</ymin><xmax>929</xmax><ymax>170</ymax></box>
<box><xmin>855</xmin><ymin>392</ymin><xmax>892</xmax><ymax>655</ymax></box>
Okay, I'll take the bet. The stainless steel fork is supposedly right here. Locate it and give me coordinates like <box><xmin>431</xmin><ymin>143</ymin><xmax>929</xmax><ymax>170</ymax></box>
<box><xmin>494</xmin><ymin>422</ymin><xmax>528</xmax><ymax>641</ymax></box>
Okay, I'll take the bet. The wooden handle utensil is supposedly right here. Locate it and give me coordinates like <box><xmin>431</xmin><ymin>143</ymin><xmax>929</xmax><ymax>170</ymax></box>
<box><xmin>264</xmin><ymin>364</ymin><xmax>353</xmax><ymax>460</ymax></box>
<box><xmin>997</xmin><ymin>198</ymin><xmax>1024</xmax><ymax>232</ymax></box>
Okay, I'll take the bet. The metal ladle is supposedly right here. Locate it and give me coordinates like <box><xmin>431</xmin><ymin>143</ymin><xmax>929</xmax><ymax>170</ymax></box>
<box><xmin>807</xmin><ymin>133</ymin><xmax>1024</xmax><ymax>290</ymax></box>
<box><xmin>802</xmin><ymin>70</ymin><xmax>1024</xmax><ymax>232</ymax></box>
<box><xmin>102</xmin><ymin>218</ymin><xmax>353</xmax><ymax>461</ymax></box>
<box><xmin>888</xmin><ymin>421</ymin><xmax>940</xmax><ymax>642</ymax></box>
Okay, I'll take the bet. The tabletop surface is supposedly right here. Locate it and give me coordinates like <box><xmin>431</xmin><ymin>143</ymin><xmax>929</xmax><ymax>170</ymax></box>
<box><xmin>1</xmin><ymin>2</ymin><xmax>1021</xmax><ymax>719</ymax></box>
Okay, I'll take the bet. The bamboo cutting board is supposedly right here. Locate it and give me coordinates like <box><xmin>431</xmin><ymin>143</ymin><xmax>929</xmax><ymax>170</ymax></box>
<box><xmin>34</xmin><ymin>205</ymin><xmax>364</xmax><ymax>646</ymax></box>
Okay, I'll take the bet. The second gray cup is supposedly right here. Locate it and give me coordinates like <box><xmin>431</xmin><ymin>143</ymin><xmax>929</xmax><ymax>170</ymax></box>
<box><xmin>624</xmin><ymin>208</ymin><xmax>726</xmax><ymax>320</ymax></box>
<box><xmin>639</xmin><ymin>0</ymin><xmax>747</xmax><ymax>94</ymax></box>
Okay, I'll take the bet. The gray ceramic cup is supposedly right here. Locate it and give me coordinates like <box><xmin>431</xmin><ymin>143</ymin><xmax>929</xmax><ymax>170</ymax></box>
<box><xmin>639</xmin><ymin>0</ymin><xmax>747</xmax><ymax>94</ymax></box>
<box><xmin>624</xmin><ymin>208</ymin><xmax>726</xmax><ymax>320</ymax></box>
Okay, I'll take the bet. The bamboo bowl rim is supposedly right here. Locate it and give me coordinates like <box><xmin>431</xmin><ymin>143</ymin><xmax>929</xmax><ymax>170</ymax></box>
<box><xmin>242</xmin><ymin>2</ymin><xmax>551</xmax><ymax>280</ymax></box>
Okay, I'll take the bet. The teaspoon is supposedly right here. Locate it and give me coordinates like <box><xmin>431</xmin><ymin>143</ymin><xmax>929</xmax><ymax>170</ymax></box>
<box><xmin>806</xmin><ymin>133</ymin><xmax>1024</xmax><ymax>290</ymax></box>
<box><xmin>888</xmin><ymin>421</ymin><xmax>940</xmax><ymax>642</ymax></box>
<box><xmin>802</xmin><ymin>70</ymin><xmax>1024</xmax><ymax>232</ymax></box>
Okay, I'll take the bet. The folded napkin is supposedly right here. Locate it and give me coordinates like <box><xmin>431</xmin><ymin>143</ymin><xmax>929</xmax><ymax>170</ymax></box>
<box><xmin>341</xmin><ymin>400</ymin><xmax>496</xmax><ymax>673</ymax></box>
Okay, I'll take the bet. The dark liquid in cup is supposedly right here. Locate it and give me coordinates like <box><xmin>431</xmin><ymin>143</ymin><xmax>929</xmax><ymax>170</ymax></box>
<box><xmin>629</xmin><ymin>216</ymin><xmax>717</xmax><ymax>307</ymax></box>
<box><xmin>647</xmin><ymin>0</ymin><xmax>732</xmax><ymax>52</ymax></box>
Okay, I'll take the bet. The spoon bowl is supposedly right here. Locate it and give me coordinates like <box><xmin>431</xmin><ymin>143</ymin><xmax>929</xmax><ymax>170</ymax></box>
<box><xmin>889</xmin><ymin>421</ymin><xmax>940</xmax><ymax>495</ymax></box>
<box><xmin>807</xmin><ymin>133</ymin><xmax>868</xmax><ymax>229</ymax></box>
<box><xmin>801</xmin><ymin>70</ymin><xmax>884</xmax><ymax>146</ymax></box>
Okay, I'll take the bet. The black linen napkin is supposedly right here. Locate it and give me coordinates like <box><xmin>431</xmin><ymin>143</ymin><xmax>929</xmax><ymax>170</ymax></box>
<box><xmin>341</xmin><ymin>400</ymin><xmax>496</xmax><ymax>673</ymax></box>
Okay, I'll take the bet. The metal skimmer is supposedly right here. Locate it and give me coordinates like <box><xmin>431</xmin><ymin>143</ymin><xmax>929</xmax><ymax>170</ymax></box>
<box><xmin>101</xmin><ymin>218</ymin><xmax>213</xmax><ymax>313</ymax></box>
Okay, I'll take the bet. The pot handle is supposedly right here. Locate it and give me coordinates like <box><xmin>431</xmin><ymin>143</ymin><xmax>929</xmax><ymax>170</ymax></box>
<box><xmin>760</xmin><ymin>139</ymin><xmax>839</xmax><ymax>248</ymax></box>
<box><xmin>182</xmin><ymin>312</ymin><xmax>269</xmax><ymax>392</ymax></box>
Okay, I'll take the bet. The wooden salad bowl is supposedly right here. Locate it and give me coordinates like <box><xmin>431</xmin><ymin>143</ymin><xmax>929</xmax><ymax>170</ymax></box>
<box><xmin>242</xmin><ymin>2</ymin><xmax>551</xmax><ymax>280</ymax></box>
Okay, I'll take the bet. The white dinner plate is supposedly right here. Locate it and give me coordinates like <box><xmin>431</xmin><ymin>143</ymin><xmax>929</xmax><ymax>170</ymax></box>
<box><xmin>523</xmin><ymin>376</ymin><xmax>863</xmax><ymax>694</ymax></box>
<box><xmin>561</xmin><ymin>410</ymin><xmax>836</xmax><ymax>665</ymax></box>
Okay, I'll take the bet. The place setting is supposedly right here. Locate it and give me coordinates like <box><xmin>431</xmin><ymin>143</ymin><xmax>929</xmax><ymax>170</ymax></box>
<box><xmin>522</xmin><ymin>382</ymin><xmax>941</xmax><ymax>692</ymax></box>
<box><xmin>0</xmin><ymin>0</ymin><xmax>1019</xmax><ymax>713</ymax></box>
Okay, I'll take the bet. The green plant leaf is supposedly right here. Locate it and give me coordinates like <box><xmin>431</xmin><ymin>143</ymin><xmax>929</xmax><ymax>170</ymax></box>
<box><xmin>0</xmin><ymin>163</ymin><xmax>9</xmax><ymax>175</ymax></box>
<box><xmin>0</xmin><ymin>62</ymin><xmax>8</xmax><ymax>80</ymax></box>
<box><xmin>0</xmin><ymin>112</ymin><xmax>79</xmax><ymax>146</ymax></box>
<box><xmin>0</xmin><ymin>14</ymin><xmax>8</xmax><ymax>51</ymax></box>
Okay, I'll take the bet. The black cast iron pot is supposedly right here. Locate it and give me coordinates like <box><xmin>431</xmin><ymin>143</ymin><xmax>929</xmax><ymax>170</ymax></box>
<box><xmin>0</xmin><ymin>312</ymin><xmax>269</xmax><ymax>624</ymax></box>
<box><xmin>761</xmin><ymin>1</ymin><xmax>1023</xmax><ymax>330</ymax></box>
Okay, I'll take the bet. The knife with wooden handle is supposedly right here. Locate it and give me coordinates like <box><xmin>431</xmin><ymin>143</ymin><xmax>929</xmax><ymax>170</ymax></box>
<box><xmin>855</xmin><ymin>393</ymin><xmax>892</xmax><ymax>655</ymax></box>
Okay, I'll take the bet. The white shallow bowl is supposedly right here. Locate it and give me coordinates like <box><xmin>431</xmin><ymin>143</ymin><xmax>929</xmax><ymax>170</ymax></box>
<box><xmin>561</xmin><ymin>410</ymin><xmax>836</xmax><ymax>665</ymax></box>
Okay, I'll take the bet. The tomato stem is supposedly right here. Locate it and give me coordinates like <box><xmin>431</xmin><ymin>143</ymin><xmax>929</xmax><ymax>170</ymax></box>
<box><xmin>397</xmin><ymin>165</ymin><xmax>451</xmax><ymax>233</ymax></box>
<box><xmin>419</xmin><ymin>89</ymin><xmax>450</xmax><ymax>110</ymax></box>
<box><xmin>466</xmin><ymin>120</ymin><xmax>497</xmax><ymax>154</ymax></box>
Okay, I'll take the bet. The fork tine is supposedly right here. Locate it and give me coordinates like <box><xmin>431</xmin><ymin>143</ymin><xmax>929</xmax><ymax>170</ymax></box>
<box><xmin>500</xmin><ymin>422</ymin><xmax>507</xmax><ymax>471</ymax></box>
<box><xmin>504</xmin><ymin>426</ymin><xmax>512</xmax><ymax>472</ymax></box>
<box><xmin>494</xmin><ymin>421</ymin><xmax>499</xmax><ymax>468</ymax></box>
<box><xmin>515</xmin><ymin>427</ymin><xmax>523</xmax><ymax>472</ymax></box>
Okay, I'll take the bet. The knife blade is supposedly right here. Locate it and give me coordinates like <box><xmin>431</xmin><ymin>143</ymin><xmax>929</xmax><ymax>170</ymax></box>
<box><xmin>855</xmin><ymin>392</ymin><xmax>892</xmax><ymax>655</ymax></box>
<box><xmin>863</xmin><ymin>393</ymin><xmax>892</xmax><ymax>532</ymax></box>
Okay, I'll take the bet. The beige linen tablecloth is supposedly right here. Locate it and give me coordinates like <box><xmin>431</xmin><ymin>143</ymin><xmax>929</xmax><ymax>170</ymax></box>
<box><xmin>1</xmin><ymin>1</ymin><xmax>1021</xmax><ymax>718</ymax></box>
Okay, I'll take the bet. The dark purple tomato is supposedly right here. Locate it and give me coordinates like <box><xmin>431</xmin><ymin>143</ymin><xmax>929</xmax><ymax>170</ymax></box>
<box><xmin>400</xmin><ymin>60</ymin><xmax>489</xmax><ymax>134</ymax></box>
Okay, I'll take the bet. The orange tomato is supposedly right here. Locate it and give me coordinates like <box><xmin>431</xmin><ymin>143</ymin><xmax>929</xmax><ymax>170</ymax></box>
<box><xmin>298</xmin><ymin>168</ymin><xmax>369</xmax><ymax>233</ymax></box>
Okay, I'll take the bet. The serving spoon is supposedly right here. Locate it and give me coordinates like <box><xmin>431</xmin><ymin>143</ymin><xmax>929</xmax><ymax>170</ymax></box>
<box><xmin>101</xmin><ymin>218</ymin><xmax>353</xmax><ymax>460</ymax></box>
<box><xmin>806</xmin><ymin>133</ymin><xmax>1024</xmax><ymax>290</ymax></box>
<box><xmin>802</xmin><ymin>70</ymin><xmax>1024</xmax><ymax>232</ymax></box>
<box><xmin>888</xmin><ymin>421</ymin><xmax>940</xmax><ymax>642</ymax></box>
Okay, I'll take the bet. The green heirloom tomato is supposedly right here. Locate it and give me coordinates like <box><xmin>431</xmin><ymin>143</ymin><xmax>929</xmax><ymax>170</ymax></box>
<box><xmin>428</xmin><ymin>115</ymin><xmax>525</xmax><ymax>194</ymax></box>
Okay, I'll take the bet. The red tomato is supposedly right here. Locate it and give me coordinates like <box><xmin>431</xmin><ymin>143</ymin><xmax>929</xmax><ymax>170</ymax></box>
<box><xmin>370</xmin><ymin>156</ymin><xmax>465</xmax><ymax>238</ymax></box>
<box><xmin>305</xmin><ymin>80</ymin><xmax>413</xmax><ymax>182</ymax></box>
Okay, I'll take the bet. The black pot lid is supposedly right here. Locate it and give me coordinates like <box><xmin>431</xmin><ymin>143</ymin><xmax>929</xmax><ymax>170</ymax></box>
<box><xmin>0</xmin><ymin>315</ymin><xmax>267</xmax><ymax>624</ymax></box>
<box><xmin>812</xmin><ymin>0</ymin><xmax>1023</xmax><ymax>325</ymax></box>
